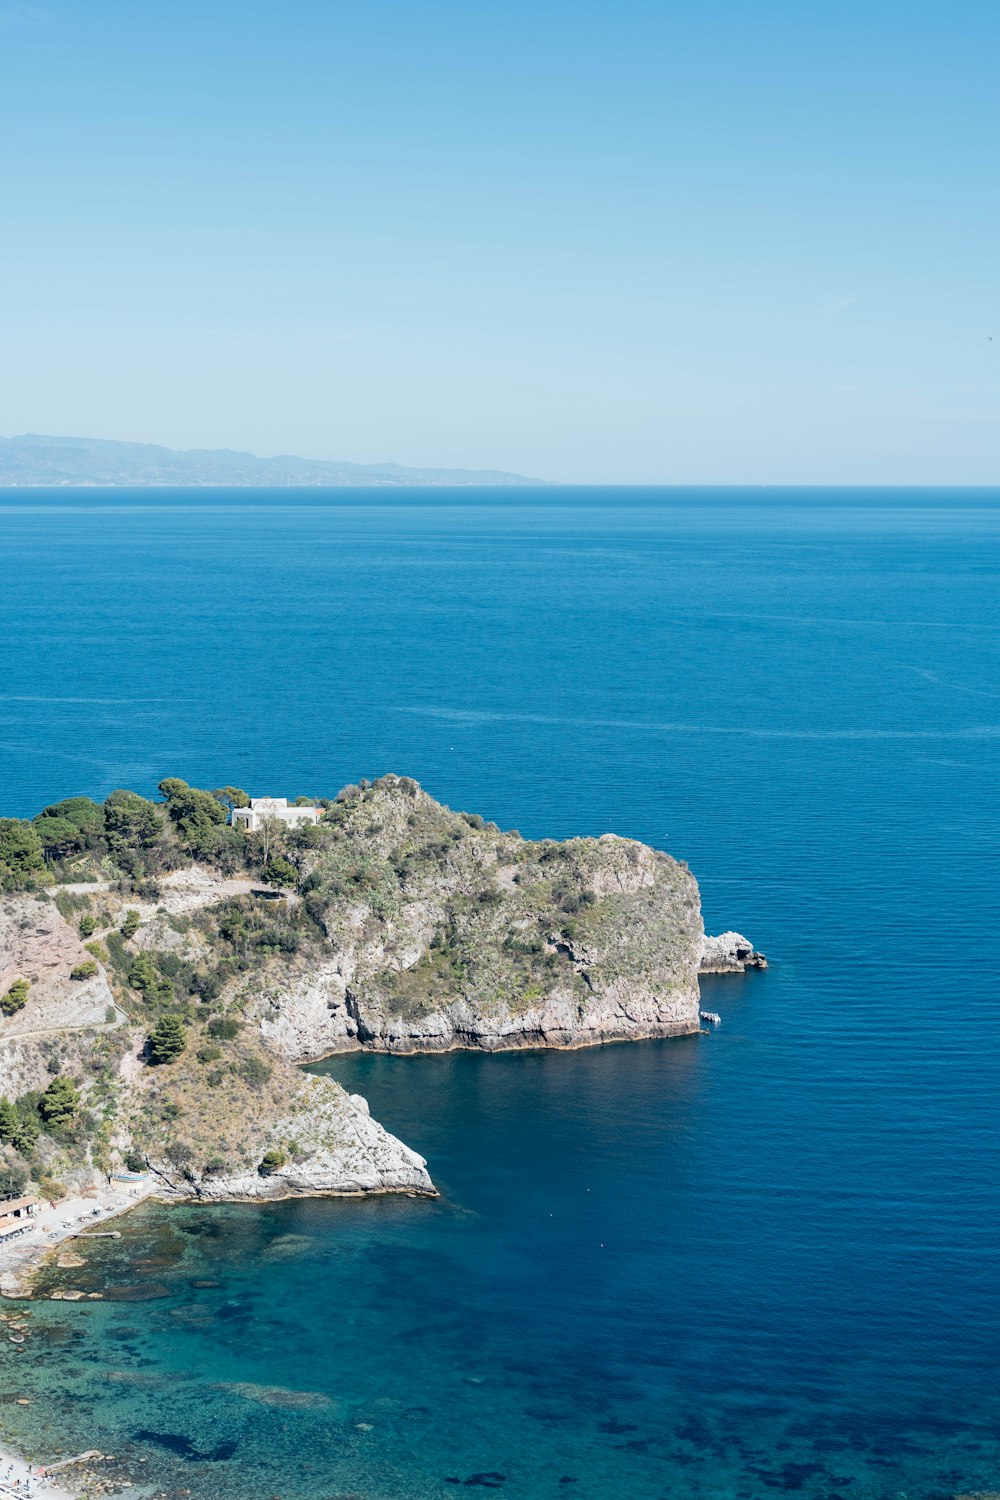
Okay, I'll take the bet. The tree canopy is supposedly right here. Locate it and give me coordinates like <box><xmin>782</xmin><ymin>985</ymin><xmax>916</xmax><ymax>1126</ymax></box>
<box><xmin>215</xmin><ymin>785</ymin><xmax>250</xmax><ymax>810</ymax></box>
<box><xmin>33</xmin><ymin>797</ymin><xmax>104</xmax><ymax>855</ymax></box>
<box><xmin>103</xmin><ymin>790</ymin><xmax>161</xmax><ymax>856</ymax></box>
<box><xmin>0</xmin><ymin>819</ymin><xmax>46</xmax><ymax>892</ymax></box>
<box><xmin>32</xmin><ymin>815</ymin><xmax>86</xmax><ymax>858</ymax></box>
<box><xmin>157</xmin><ymin>777</ymin><xmax>229</xmax><ymax>861</ymax></box>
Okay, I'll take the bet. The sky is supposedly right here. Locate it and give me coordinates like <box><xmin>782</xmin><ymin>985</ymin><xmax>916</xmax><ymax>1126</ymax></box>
<box><xmin>0</xmin><ymin>0</ymin><xmax>998</xmax><ymax>483</ymax></box>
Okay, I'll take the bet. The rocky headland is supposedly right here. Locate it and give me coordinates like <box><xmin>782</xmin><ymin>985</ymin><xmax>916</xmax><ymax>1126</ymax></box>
<box><xmin>0</xmin><ymin>775</ymin><xmax>761</xmax><ymax>1237</ymax></box>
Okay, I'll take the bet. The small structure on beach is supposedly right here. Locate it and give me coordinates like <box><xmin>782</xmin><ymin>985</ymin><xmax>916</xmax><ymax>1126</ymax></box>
<box><xmin>231</xmin><ymin>797</ymin><xmax>322</xmax><ymax>833</ymax></box>
<box><xmin>0</xmin><ymin>1195</ymin><xmax>39</xmax><ymax>1241</ymax></box>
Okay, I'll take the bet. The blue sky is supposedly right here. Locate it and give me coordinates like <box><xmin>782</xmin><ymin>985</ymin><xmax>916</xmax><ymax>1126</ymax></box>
<box><xmin>1</xmin><ymin>0</ymin><xmax>997</xmax><ymax>482</ymax></box>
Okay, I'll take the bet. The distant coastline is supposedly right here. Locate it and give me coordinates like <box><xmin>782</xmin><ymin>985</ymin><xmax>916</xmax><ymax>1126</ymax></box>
<box><xmin>0</xmin><ymin>433</ymin><xmax>541</xmax><ymax>489</ymax></box>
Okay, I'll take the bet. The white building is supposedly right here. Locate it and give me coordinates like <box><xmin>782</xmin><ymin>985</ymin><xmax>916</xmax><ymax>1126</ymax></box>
<box><xmin>231</xmin><ymin>797</ymin><xmax>323</xmax><ymax>833</ymax></box>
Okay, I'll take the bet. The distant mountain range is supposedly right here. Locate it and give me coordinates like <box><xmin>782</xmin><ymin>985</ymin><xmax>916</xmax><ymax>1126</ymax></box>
<box><xmin>0</xmin><ymin>434</ymin><xmax>539</xmax><ymax>487</ymax></box>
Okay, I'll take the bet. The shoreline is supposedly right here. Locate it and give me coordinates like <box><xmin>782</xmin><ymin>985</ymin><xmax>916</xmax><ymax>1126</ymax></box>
<box><xmin>299</xmin><ymin>1018</ymin><xmax>704</xmax><ymax>1065</ymax></box>
<box><xmin>0</xmin><ymin>1180</ymin><xmax>156</xmax><ymax>1301</ymax></box>
<box><xmin>0</xmin><ymin>1184</ymin><xmax>160</xmax><ymax>1496</ymax></box>
<box><xmin>0</xmin><ymin>1450</ymin><xmax>84</xmax><ymax>1500</ymax></box>
<box><xmin>0</xmin><ymin>1172</ymin><xmax>441</xmax><ymax>1299</ymax></box>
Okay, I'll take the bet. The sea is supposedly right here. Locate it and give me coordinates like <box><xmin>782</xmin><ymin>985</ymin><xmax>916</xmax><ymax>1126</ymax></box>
<box><xmin>0</xmin><ymin>486</ymin><xmax>998</xmax><ymax>1500</ymax></box>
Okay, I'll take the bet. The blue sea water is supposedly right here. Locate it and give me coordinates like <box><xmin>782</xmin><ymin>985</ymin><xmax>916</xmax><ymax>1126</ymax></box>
<box><xmin>0</xmin><ymin>486</ymin><xmax>999</xmax><ymax>1499</ymax></box>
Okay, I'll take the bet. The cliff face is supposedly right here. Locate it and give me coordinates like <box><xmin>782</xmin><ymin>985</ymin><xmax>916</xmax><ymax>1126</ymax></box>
<box><xmin>243</xmin><ymin>778</ymin><xmax>705</xmax><ymax>1059</ymax></box>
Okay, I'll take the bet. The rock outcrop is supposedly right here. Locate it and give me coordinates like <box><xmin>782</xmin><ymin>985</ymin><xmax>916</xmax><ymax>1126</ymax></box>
<box><xmin>700</xmin><ymin>931</ymin><xmax>768</xmax><ymax>973</ymax></box>
<box><xmin>243</xmin><ymin>777</ymin><xmax>705</xmax><ymax>1058</ymax></box>
<box><xmin>146</xmin><ymin>1076</ymin><xmax>433</xmax><ymax>1201</ymax></box>
<box><xmin>0</xmin><ymin>774</ymin><xmax>760</xmax><ymax>1214</ymax></box>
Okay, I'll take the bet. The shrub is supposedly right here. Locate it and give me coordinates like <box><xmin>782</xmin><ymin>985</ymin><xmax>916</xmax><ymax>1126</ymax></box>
<box><xmin>128</xmin><ymin>951</ymin><xmax>173</xmax><ymax>1003</ymax></box>
<box><xmin>195</xmin><ymin>970</ymin><xmax>221</xmax><ymax>1002</ymax></box>
<box><xmin>207</xmin><ymin>1016</ymin><xmax>241</xmax><ymax>1041</ymax></box>
<box><xmin>258</xmin><ymin>1148</ymin><xmax>287</xmax><ymax>1176</ymax></box>
<box><xmin>70</xmin><ymin>960</ymin><xmax>99</xmax><ymax>981</ymax></box>
<box><xmin>85</xmin><ymin>941</ymin><xmax>109</xmax><ymax>963</ymax></box>
<box><xmin>240</xmin><ymin>1055</ymin><xmax>271</xmax><ymax>1087</ymax></box>
<box><xmin>120</xmin><ymin>909</ymin><xmax>141</xmax><ymax>940</ymax></box>
<box><xmin>1</xmin><ymin>979</ymin><xmax>30</xmax><ymax>1017</ymax></box>
<box><xmin>148</xmin><ymin>1014</ymin><xmax>187</xmax><ymax>1065</ymax></box>
<box><xmin>78</xmin><ymin>914</ymin><xmax>96</xmax><ymax>938</ymax></box>
<box><xmin>0</xmin><ymin>1160</ymin><xmax>28</xmax><ymax>1198</ymax></box>
<box><xmin>37</xmin><ymin>1174</ymin><xmax>67</xmax><ymax>1203</ymax></box>
<box><xmin>264</xmin><ymin>855</ymin><xmax>297</xmax><ymax>888</ymax></box>
<box><xmin>124</xmin><ymin>1149</ymin><xmax>146</xmax><ymax>1172</ymax></box>
<box><xmin>164</xmin><ymin>1139</ymin><xmax>195</xmax><ymax>1176</ymax></box>
<box><xmin>208</xmin><ymin>826</ymin><xmax>249</xmax><ymax>874</ymax></box>
<box><xmin>196</xmin><ymin>1044</ymin><xmax>222</xmax><ymax>1064</ymax></box>
<box><xmin>203</xmin><ymin>1156</ymin><xmax>228</xmax><ymax>1176</ymax></box>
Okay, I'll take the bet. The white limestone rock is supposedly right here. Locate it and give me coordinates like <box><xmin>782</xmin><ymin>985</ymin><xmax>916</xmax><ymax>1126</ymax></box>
<box><xmin>699</xmin><ymin>931</ymin><xmax>767</xmax><ymax>973</ymax></box>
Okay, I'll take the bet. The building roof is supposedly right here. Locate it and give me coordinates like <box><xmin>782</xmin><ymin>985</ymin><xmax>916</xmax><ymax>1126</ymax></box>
<box><xmin>0</xmin><ymin>1196</ymin><xmax>38</xmax><ymax>1214</ymax></box>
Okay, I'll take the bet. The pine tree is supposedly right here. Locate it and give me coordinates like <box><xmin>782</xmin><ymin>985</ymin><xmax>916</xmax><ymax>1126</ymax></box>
<box><xmin>148</xmin><ymin>1015</ymin><xmax>187</xmax><ymax>1065</ymax></box>
<box><xmin>39</xmin><ymin>1076</ymin><xmax>80</xmax><ymax>1127</ymax></box>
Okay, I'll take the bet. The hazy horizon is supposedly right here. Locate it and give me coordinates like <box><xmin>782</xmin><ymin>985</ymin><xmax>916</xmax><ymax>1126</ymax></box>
<box><xmin>3</xmin><ymin>431</ymin><xmax>1000</xmax><ymax>491</ymax></box>
<box><xmin>1</xmin><ymin>1</ymin><xmax>997</xmax><ymax>484</ymax></box>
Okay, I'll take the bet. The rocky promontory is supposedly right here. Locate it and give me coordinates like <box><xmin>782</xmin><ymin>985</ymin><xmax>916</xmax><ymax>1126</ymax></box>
<box><xmin>0</xmin><ymin>774</ymin><xmax>761</xmax><ymax>1213</ymax></box>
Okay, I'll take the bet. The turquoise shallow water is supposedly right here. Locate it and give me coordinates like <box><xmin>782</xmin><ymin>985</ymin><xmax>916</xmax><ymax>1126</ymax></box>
<box><xmin>0</xmin><ymin>487</ymin><xmax>998</xmax><ymax>1498</ymax></box>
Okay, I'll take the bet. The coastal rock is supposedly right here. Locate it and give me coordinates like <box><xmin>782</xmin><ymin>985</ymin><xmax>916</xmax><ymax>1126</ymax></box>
<box><xmin>0</xmin><ymin>774</ymin><xmax>760</xmax><ymax>1227</ymax></box>
<box><xmin>244</xmin><ymin>778</ymin><xmax>705</xmax><ymax>1058</ymax></box>
<box><xmin>147</xmin><ymin>1073</ymin><xmax>434</xmax><ymax>1200</ymax></box>
<box><xmin>699</xmin><ymin>931</ymin><xmax>767</xmax><ymax>973</ymax></box>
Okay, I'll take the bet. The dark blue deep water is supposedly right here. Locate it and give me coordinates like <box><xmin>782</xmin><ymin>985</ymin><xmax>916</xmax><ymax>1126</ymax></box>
<box><xmin>1</xmin><ymin>487</ymin><xmax>998</xmax><ymax>1498</ymax></box>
